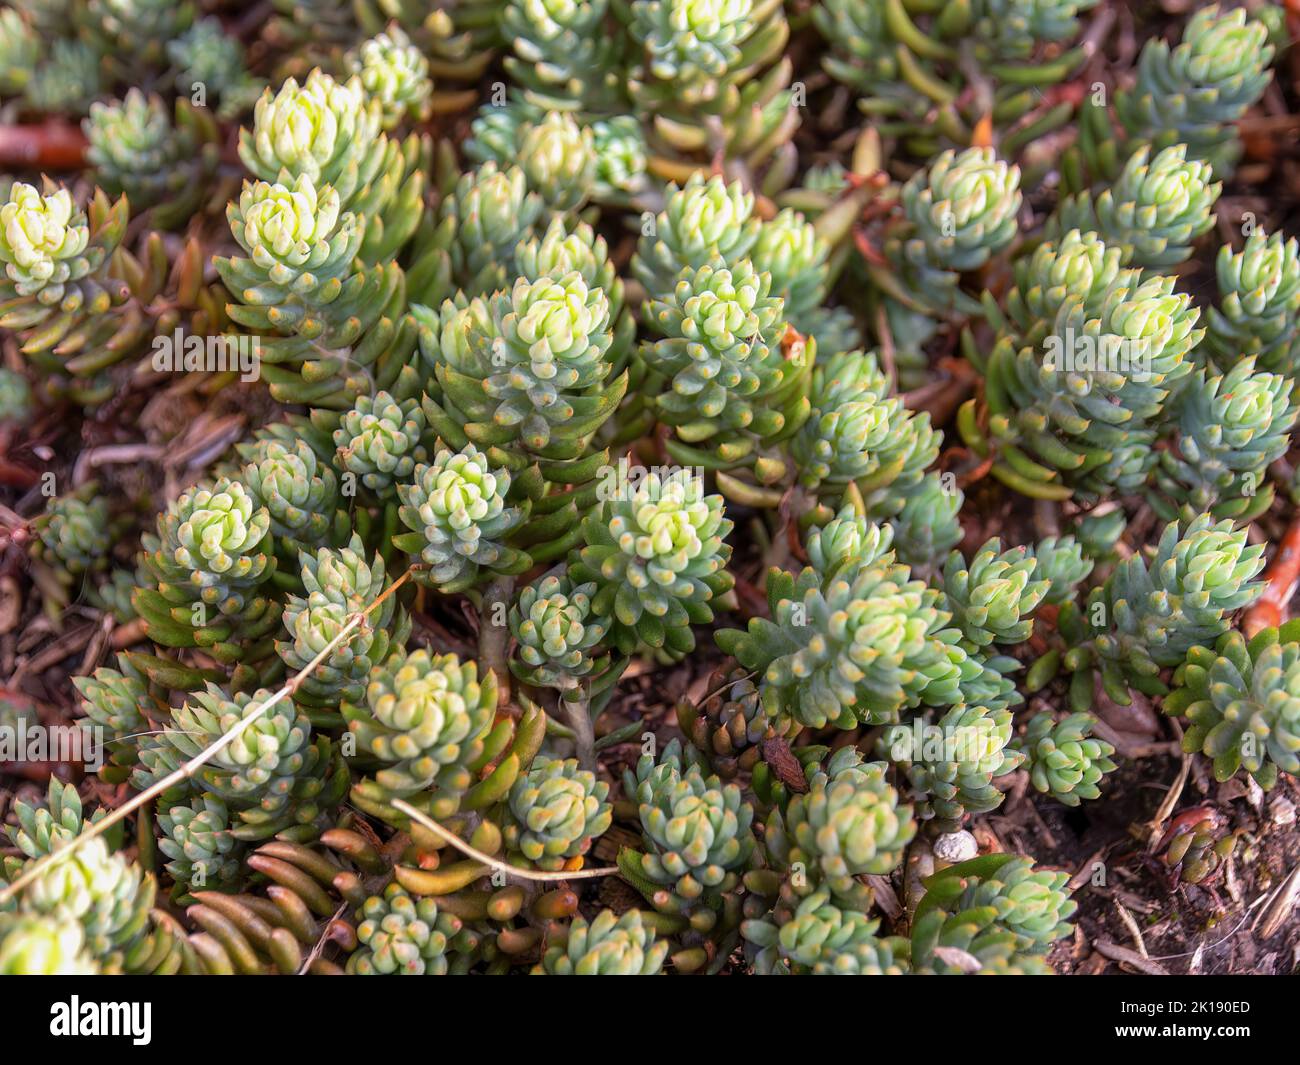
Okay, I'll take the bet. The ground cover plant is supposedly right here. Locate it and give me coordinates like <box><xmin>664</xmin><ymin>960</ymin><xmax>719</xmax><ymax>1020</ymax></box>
<box><xmin>0</xmin><ymin>0</ymin><xmax>1299</xmax><ymax>977</ymax></box>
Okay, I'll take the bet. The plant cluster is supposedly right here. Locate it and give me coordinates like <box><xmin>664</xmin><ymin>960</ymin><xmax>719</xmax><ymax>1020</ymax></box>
<box><xmin>0</xmin><ymin>1</ymin><xmax>1294</xmax><ymax>979</ymax></box>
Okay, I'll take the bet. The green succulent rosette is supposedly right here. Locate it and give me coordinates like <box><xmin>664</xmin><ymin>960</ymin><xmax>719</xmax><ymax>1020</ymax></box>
<box><xmin>393</xmin><ymin>443</ymin><xmax>530</xmax><ymax>593</ymax></box>
<box><xmin>342</xmin><ymin>647</ymin><xmax>497</xmax><ymax>819</ymax></box>
<box><xmin>538</xmin><ymin>909</ymin><xmax>668</xmax><ymax>975</ymax></box>
<box><xmin>348</xmin><ymin>883</ymin><xmax>463</xmax><ymax>974</ymax></box>
<box><xmin>570</xmin><ymin>467</ymin><xmax>733</xmax><ymax>656</ymax></box>
<box><xmin>277</xmin><ymin>535</ymin><xmax>411</xmax><ymax>713</ymax></box>
<box><xmin>333</xmin><ymin>391</ymin><xmax>428</xmax><ymax>500</ymax></box>
<box><xmin>502</xmin><ymin>756</ymin><xmax>612</xmax><ymax>870</ymax></box>
<box><xmin>84</xmin><ymin>90</ymin><xmax>219</xmax><ymax>230</ymax></box>
<box><xmin>1165</xmin><ymin>622</ymin><xmax>1300</xmax><ymax>790</ymax></box>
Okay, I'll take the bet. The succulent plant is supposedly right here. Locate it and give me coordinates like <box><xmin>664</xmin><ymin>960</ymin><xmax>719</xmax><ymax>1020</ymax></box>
<box><xmin>467</xmin><ymin>107</ymin><xmax>598</xmax><ymax>214</ymax></box>
<box><xmin>1088</xmin><ymin>4</ymin><xmax>1275</xmax><ymax>178</ymax></box>
<box><xmin>342</xmin><ymin>647</ymin><xmax>498</xmax><ymax>818</ymax></box>
<box><xmin>590</xmin><ymin>115</ymin><xmax>650</xmax><ymax>203</ymax></box>
<box><xmin>427</xmin><ymin>271</ymin><xmax>616</xmax><ymax>455</ymax></box>
<box><xmin>890</xmin><ymin>147</ymin><xmax>1021</xmax><ymax>316</ymax></box>
<box><xmin>742</xmin><ymin>888</ymin><xmax>908</xmax><ymax>975</ymax></box>
<box><xmin>1152</xmin><ymin>356</ymin><xmax>1297</xmax><ymax>524</ymax></box>
<box><xmin>134</xmin><ymin>476</ymin><xmax>280</xmax><ymax>666</ymax></box>
<box><xmin>904</xmin><ymin>147</ymin><xmax>1023</xmax><ymax>273</ymax></box>
<box><xmin>1029</xmin><ymin>536</ymin><xmax>1094</xmax><ymax>605</ymax></box>
<box><xmin>882</xmin><ymin>702</ymin><xmax>1024</xmax><ymax>824</ymax></box>
<box><xmin>503</xmin><ymin>756</ymin><xmax>612</xmax><ymax>869</ymax></box>
<box><xmin>499</xmin><ymin>0</ymin><xmax>624</xmax><ymax>112</ymax></box>
<box><xmin>239</xmin><ymin>69</ymin><xmax>426</xmax><ymax>261</ymax></box>
<box><xmin>84</xmin><ymin>0</ymin><xmax>195</xmax><ymax>66</ymax></box>
<box><xmin>570</xmin><ymin>467</ymin><xmax>733</xmax><ymax>656</ymax></box>
<box><xmin>886</xmin><ymin>473</ymin><xmax>964</xmax><ymax>570</ymax></box>
<box><xmin>333</xmin><ymin>391</ymin><xmax>428</xmax><ymax>500</ymax></box>
<box><xmin>972</xmin><ymin>262</ymin><xmax>1202</xmax><ymax>500</ymax></box>
<box><xmin>433</xmin><ymin>162</ymin><xmax>544</xmax><ymax>300</ymax></box>
<box><xmin>632</xmin><ymin>175</ymin><xmax>760</xmax><ymax>299</ymax></box>
<box><xmin>4</xmin><ymin>780</ymin><xmax>100</xmax><ymax>862</ymax></box>
<box><xmin>0</xmin><ymin>9</ymin><xmax>39</xmax><ymax>96</ymax></box>
<box><xmin>512</xmin><ymin>216</ymin><xmax>635</xmax><ymax>375</ymax></box>
<box><xmin>1063</xmin><ymin>515</ymin><xmax>1266</xmax><ymax>704</ymax></box>
<box><xmin>74</xmin><ymin>653</ymin><xmax>161</xmax><ymax>778</ymax></box>
<box><xmin>539</xmin><ymin>909</ymin><xmax>668</xmax><ymax>975</ymax></box>
<box><xmin>717</xmin><ymin>543</ymin><xmax>960</xmax><ymax>730</ymax></box>
<box><xmin>84</xmin><ymin>91</ymin><xmax>219</xmax><ymax>230</ymax></box>
<box><xmin>816</xmin><ymin>0</ymin><xmax>1097</xmax><ymax>155</ymax></box>
<box><xmin>620</xmin><ymin>739</ymin><xmax>756</xmax><ymax>922</ymax></box>
<box><xmin>278</xmin><ymin>536</ymin><xmax>411</xmax><ymax>712</ymax></box>
<box><xmin>764</xmin><ymin>749</ymin><xmax>915</xmax><ymax>910</ymax></box>
<box><xmin>348</xmin><ymin>883</ymin><xmax>463</xmax><ymax>974</ymax></box>
<box><xmin>0</xmin><ymin>912</ymin><xmax>98</xmax><ymax>975</ymax></box>
<box><xmin>792</xmin><ymin>347</ymin><xmax>935</xmax><ymax>502</ymax></box>
<box><xmin>1165</xmin><ymin>624</ymin><xmax>1300</xmax><ymax>790</ymax></box>
<box><xmin>677</xmin><ymin>665</ymin><xmax>793</xmax><ymax>780</ymax></box>
<box><xmin>241</xmin><ymin>437</ymin><xmax>341</xmax><ymax>548</ymax></box>
<box><xmin>136</xmin><ymin>684</ymin><xmax>342</xmax><ymax>838</ymax></box>
<box><xmin>1052</xmin><ymin>144</ymin><xmax>1220</xmax><ymax>269</ymax></box>
<box><xmin>1159</xmin><ymin>813</ymin><xmax>1236</xmax><ymax>885</ymax></box>
<box><xmin>24</xmin><ymin>39</ymin><xmax>101</xmax><ymax>115</ymax></box>
<box><xmin>167</xmin><ymin>17</ymin><xmax>264</xmax><ymax>119</ymax></box>
<box><xmin>394</xmin><ymin>443</ymin><xmax>530</xmax><ymax>593</ymax></box>
<box><xmin>909</xmin><ymin>855</ymin><xmax>1069</xmax><ymax>974</ymax></box>
<box><xmin>34</xmin><ymin>485</ymin><xmax>110</xmax><ymax>576</ymax></box>
<box><xmin>941</xmin><ymin>539</ymin><xmax>1049</xmax><ymax>650</ymax></box>
<box><xmin>917</xmin><ymin>853</ymin><xmax>1075</xmax><ymax>953</ymax></box>
<box><xmin>347</xmin><ymin>25</ymin><xmax>433</xmax><ymax>130</ymax></box>
<box><xmin>1205</xmin><ymin>229</ymin><xmax>1300</xmax><ymax>377</ymax></box>
<box><xmin>1014</xmin><ymin>711</ymin><xmax>1116</xmax><ymax>805</ymax></box>
<box><xmin>640</xmin><ymin>259</ymin><xmax>809</xmax><ymax>475</ymax></box>
<box><xmin>15</xmin><ymin>834</ymin><xmax>179</xmax><ymax>973</ymax></box>
<box><xmin>157</xmin><ymin>794</ymin><xmax>242</xmax><ymax>893</ymax></box>
<box><xmin>803</xmin><ymin>506</ymin><xmax>893</xmax><ymax>586</ymax></box>
<box><xmin>0</xmin><ymin>182</ymin><xmax>94</xmax><ymax>303</ymax></box>
<box><xmin>625</xmin><ymin>0</ymin><xmax>797</xmax><ymax>171</ymax></box>
<box><xmin>510</xmin><ymin>571</ymin><xmax>610</xmax><ymax>689</ymax></box>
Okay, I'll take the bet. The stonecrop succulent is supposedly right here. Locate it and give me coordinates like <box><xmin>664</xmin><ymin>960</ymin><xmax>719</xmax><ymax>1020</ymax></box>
<box><xmin>620</xmin><ymin>740</ymin><xmax>756</xmax><ymax>922</ymax></box>
<box><xmin>762</xmin><ymin>747</ymin><xmax>915</xmax><ymax>910</ymax></box>
<box><xmin>1053</xmin><ymin>144</ymin><xmax>1221</xmax><ymax>269</ymax></box>
<box><xmin>538</xmin><ymin>910</ymin><xmax>668</xmax><ymax>975</ymax></box>
<box><xmin>1165</xmin><ymin>624</ymin><xmax>1300</xmax><ymax>790</ymax></box>
<box><xmin>8</xmin><ymin>1</ymin><xmax>1300</xmax><ymax>986</ymax></box>
<box><xmin>394</xmin><ymin>443</ymin><xmax>529</xmax><ymax>593</ymax></box>
<box><xmin>84</xmin><ymin>90</ymin><xmax>218</xmax><ymax>230</ymax></box>
<box><xmin>510</xmin><ymin>571</ymin><xmax>610</xmax><ymax>689</ymax></box>
<box><xmin>1015</xmin><ymin>711</ymin><xmax>1117</xmax><ymax>806</ymax></box>
<box><xmin>342</xmin><ymin>647</ymin><xmax>497</xmax><ymax>818</ymax></box>
<box><xmin>1064</xmin><ymin>515</ymin><xmax>1266</xmax><ymax>703</ymax></box>
<box><xmin>503</xmin><ymin>756</ymin><xmax>612</xmax><ymax>869</ymax></box>
<box><xmin>277</xmin><ymin>536</ymin><xmax>410</xmax><ymax>712</ymax></box>
<box><xmin>718</xmin><ymin>535</ymin><xmax>960</xmax><ymax>730</ymax></box>
<box><xmin>570</xmin><ymin>468</ymin><xmax>733</xmax><ymax>656</ymax></box>
<box><xmin>347</xmin><ymin>25</ymin><xmax>433</xmax><ymax>130</ymax></box>
<box><xmin>1081</xmin><ymin>3</ymin><xmax>1275</xmax><ymax>178</ymax></box>
<box><xmin>348</xmin><ymin>884</ymin><xmax>462</xmax><ymax>975</ymax></box>
<box><xmin>640</xmin><ymin>259</ymin><xmax>809</xmax><ymax>474</ymax></box>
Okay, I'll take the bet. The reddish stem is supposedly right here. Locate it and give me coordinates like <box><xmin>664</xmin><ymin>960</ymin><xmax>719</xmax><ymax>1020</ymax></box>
<box><xmin>1243</xmin><ymin>514</ymin><xmax>1300</xmax><ymax>637</ymax></box>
